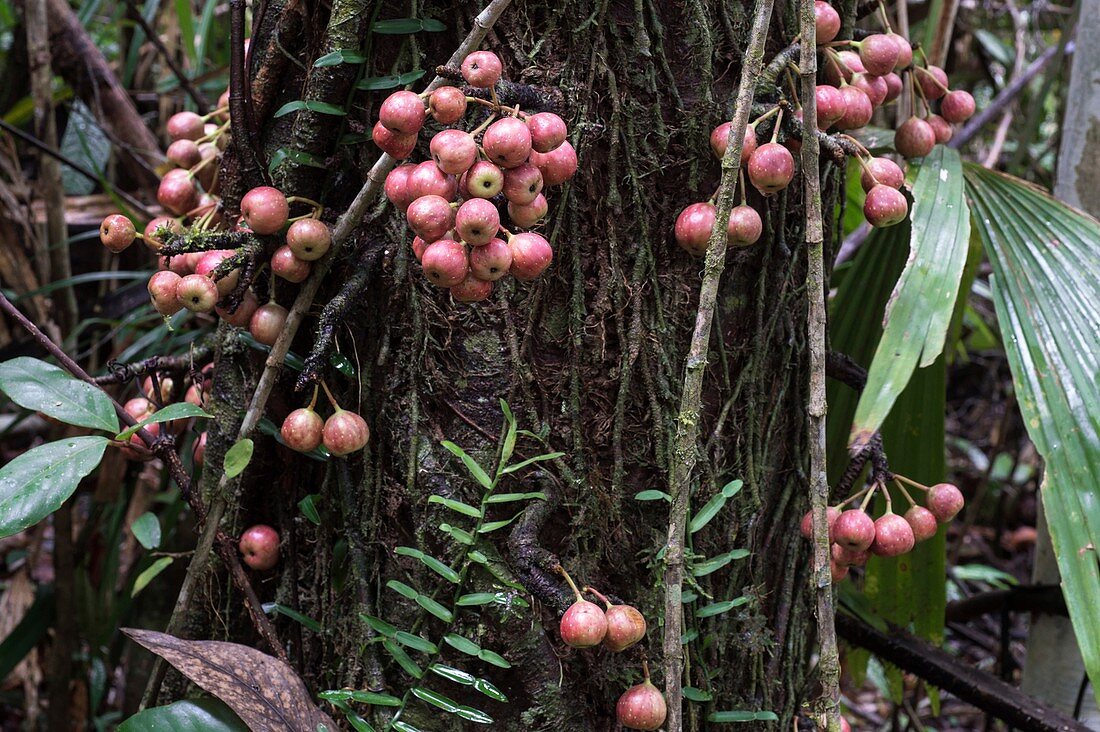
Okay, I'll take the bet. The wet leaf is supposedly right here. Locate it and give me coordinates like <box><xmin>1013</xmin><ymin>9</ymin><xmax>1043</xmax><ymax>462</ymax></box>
<box><xmin>0</xmin><ymin>357</ymin><xmax>118</xmax><ymax>432</ymax></box>
<box><xmin>131</xmin><ymin>512</ymin><xmax>161</xmax><ymax>550</ymax></box>
<box><xmin>0</xmin><ymin>436</ymin><xmax>108</xmax><ymax>538</ymax></box>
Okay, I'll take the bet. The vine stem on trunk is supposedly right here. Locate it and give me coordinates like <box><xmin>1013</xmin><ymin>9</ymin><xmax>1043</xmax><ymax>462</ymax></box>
<box><xmin>147</xmin><ymin>0</ymin><xmax>516</xmax><ymax>707</ymax></box>
<box><xmin>799</xmin><ymin>0</ymin><xmax>842</xmax><ymax>728</ymax></box>
<box><xmin>660</xmin><ymin>0</ymin><xmax>775</xmax><ymax>728</ymax></box>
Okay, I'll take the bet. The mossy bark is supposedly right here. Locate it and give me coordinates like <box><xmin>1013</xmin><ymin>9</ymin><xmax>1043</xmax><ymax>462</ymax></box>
<box><xmin>180</xmin><ymin>1</ymin><xmax>840</xmax><ymax>728</ymax></box>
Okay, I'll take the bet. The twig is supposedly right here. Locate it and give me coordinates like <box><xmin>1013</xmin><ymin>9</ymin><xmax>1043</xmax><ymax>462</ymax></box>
<box><xmin>0</xmin><ymin>290</ymin><xmax>285</xmax><ymax>671</ymax></box>
<box><xmin>148</xmin><ymin>0</ymin><xmax>516</xmax><ymax>706</ymax></box>
<box><xmin>799</xmin><ymin>0</ymin><xmax>841</xmax><ymax>729</ymax></box>
<box><xmin>92</xmin><ymin>347</ymin><xmax>213</xmax><ymax>385</ymax></box>
<box><xmin>661</xmin><ymin>0</ymin><xmax>775</xmax><ymax>728</ymax></box>
<box><xmin>124</xmin><ymin>0</ymin><xmax>210</xmax><ymax>112</ymax></box>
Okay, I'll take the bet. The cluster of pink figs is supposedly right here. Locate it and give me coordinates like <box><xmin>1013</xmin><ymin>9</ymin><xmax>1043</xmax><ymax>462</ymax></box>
<box><xmin>675</xmin><ymin>2</ymin><xmax>976</xmax><ymax>254</ymax></box>
<box><xmin>801</xmin><ymin>475</ymin><xmax>965</xmax><ymax>581</ymax></box>
<box><xmin>556</xmin><ymin>568</ymin><xmax>665</xmax><ymax>731</ymax></box>
<box><xmin>97</xmin><ymin>91</ymin><xmax>334</xmax><ymax>350</ymax></box>
<box><xmin>377</xmin><ymin>49</ymin><xmax>577</xmax><ymax>301</ymax></box>
<box><xmin>278</xmin><ymin>383</ymin><xmax>371</xmax><ymax>457</ymax></box>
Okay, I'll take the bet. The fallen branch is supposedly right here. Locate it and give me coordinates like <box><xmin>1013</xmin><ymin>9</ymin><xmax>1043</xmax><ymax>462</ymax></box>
<box><xmin>836</xmin><ymin>612</ymin><xmax>1091</xmax><ymax>732</ymax></box>
<box><xmin>661</xmin><ymin>0</ymin><xmax>775</xmax><ymax>727</ymax></box>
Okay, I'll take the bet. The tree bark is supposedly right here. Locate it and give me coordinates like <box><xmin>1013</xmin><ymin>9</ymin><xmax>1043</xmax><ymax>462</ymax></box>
<box><xmin>175</xmin><ymin>1</ymin><xmax>836</xmax><ymax>728</ymax></box>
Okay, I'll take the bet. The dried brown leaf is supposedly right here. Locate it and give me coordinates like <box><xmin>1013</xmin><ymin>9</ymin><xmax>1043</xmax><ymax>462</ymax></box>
<box><xmin>122</xmin><ymin>629</ymin><xmax>336</xmax><ymax>732</ymax></box>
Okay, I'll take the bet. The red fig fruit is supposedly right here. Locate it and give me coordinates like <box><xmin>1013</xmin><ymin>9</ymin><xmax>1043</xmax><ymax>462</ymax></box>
<box><xmin>833</xmin><ymin>509</ymin><xmax>876</xmax><ymax>552</ymax></box>
<box><xmin>616</xmin><ymin>679</ymin><xmax>667</xmax><ymax>731</ymax></box>
<box><xmin>239</xmin><ymin>524</ymin><xmax>280</xmax><ymax>570</ymax></box>
<box><xmin>870</xmin><ymin>512</ymin><xmax>916</xmax><ymax>557</ymax></box>
<box><xmin>928</xmin><ymin>482</ymin><xmax>964</xmax><ymax>523</ymax></box>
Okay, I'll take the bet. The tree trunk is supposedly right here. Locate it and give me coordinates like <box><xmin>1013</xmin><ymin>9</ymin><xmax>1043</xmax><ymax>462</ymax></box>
<box><xmin>171</xmin><ymin>1</ymin><xmax>835</xmax><ymax>728</ymax></box>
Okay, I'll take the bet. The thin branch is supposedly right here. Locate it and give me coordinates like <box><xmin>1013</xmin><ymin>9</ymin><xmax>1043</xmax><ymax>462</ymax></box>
<box><xmin>149</xmin><ymin>0</ymin><xmax>516</xmax><ymax>706</ymax></box>
<box><xmin>661</xmin><ymin>0</ymin><xmax>775</xmax><ymax>728</ymax></box>
<box><xmin>800</xmin><ymin>0</ymin><xmax>841</xmax><ymax>728</ymax></box>
<box><xmin>229</xmin><ymin>0</ymin><xmax>263</xmax><ymax>185</ymax></box>
<box><xmin>124</xmin><ymin>0</ymin><xmax>211</xmax><ymax>113</ymax></box>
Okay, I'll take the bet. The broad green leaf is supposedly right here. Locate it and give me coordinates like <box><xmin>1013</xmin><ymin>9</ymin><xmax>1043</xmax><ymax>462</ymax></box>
<box><xmin>386</xmin><ymin>580</ymin><xmax>419</xmax><ymax>600</ymax></box>
<box><xmin>273</xmin><ymin>100</ymin><xmax>309</xmax><ymax>117</ymax></box>
<box><xmin>682</xmin><ymin>687</ymin><xmax>712</xmax><ymax>702</ymax></box>
<box><xmin>391</xmin><ymin>722</ymin><xmax>423</xmax><ymax>732</ymax></box>
<box><xmin>473</xmin><ymin>678</ymin><xmax>507</xmax><ymax>702</ymax></box>
<box><xmin>850</xmin><ymin>146</ymin><xmax>970</xmax><ymax>449</ymax></box>
<box><xmin>262</xmin><ymin>603</ymin><xmax>322</xmax><ymax>632</ymax></box>
<box><xmin>695</xmin><ymin>597</ymin><xmax>748</xmax><ymax>618</ymax></box>
<box><xmin>428</xmin><ymin>495</ymin><xmax>482</xmax><ymax>518</ymax></box>
<box><xmin>313</xmin><ymin>49</ymin><xmax>366</xmax><ymax>67</ymax></box>
<box><xmin>708</xmin><ymin>710</ymin><xmax>779</xmax><ymax>723</ymax></box>
<box><xmin>319</xmin><ymin>689</ymin><xmax>401</xmax><ymax>706</ymax></box>
<box><xmin>500</xmin><ymin>399</ymin><xmax>517</xmax><ymax>465</ymax></box>
<box><xmin>430</xmin><ymin>664</ymin><xmax>474</xmax><ymax>685</ymax></box>
<box><xmin>484</xmin><ymin>492</ymin><xmax>546</xmax><ymax>504</ymax></box>
<box><xmin>476</xmin><ymin>649</ymin><xmax>510</xmax><ymax>668</ymax></box>
<box><xmin>443</xmin><ymin>633</ymin><xmax>480</xmax><ymax>656</ymax></box>
<box><xmin>299</xmin><ymin>494</ymin><xmax>322</xmax><ymax>525</ymax></box>
<box><xmin>477</xmin><ymin>513</ymin><xmax>521</xmax><ymax>533</ymax></box>
<box><xmin>382</xmin><ymin>640</ymin><xmax>423</xmax><ymax>678</ymax></box>
<box><xmin>0</xmin><ymin>436</ymin><xmax>108</xmax><ymax>538</ymax></box>
<box><xmin>360</xmin><ymin>614</ymin><xmax>397</xmax><ymax>638</ymax></box>
<box><xmin>441</xmin><ymin>441</ymin><xmax>493</xmax><ymax>489</ymax></box>
<box><xmin>966</xmin><ymin>165</ymin><xmax>1100</xmax><ymax>705</ymax></box>
<box><xmin>411</xmin><ymin>687</ymin><xmax>459</xmax><ymax>713</ymax></box>
<box><xmin>690</xmin><ymin>549</ymin><xmax>750</xmax><ymax>577</ymax></box>
<box><xmin>456</xmin><ymin>592</ymin><xmax>509</xmax><ymax>606</ymax></box>
<box><xmin>116</xmin><ymin>402</ymin><xmax>210</xmax><ymax>440</ymax></box>
<box><xmin>117</xmin><ymin>698</ymin><xmax>247</xmax><ymax>731</ymax></box>
<box><xmin>455</xmin><ymin>706</ymin><xmax>493</xmax><ymax>724</ymax></box>
<box><xmin>395</xmin><ymin>631</ymin><xmax>438</xmax><ymax>654</ymax></box>
<box><xmin>224</xmin><ymin>439</ymin><xmax>254</xmax><ymax>478</ymax></box>
<box><xmin>356</xmin><ymin>70</ymin><xmax>427</xmax><ymax>91</ymax></box>
<box><xmin>0</xmin><ymin>357</ymin><xmax>118</xmax><ymax>432</ymax></box>
<box><xmin>634</xmin><ymin>489</ymin><xmax>671</xmax><ymax>502</ymax></box>
<box><xmin>304</xmin><ymin>100</ymin><xmax>346</xmax><ymax>116</ymax></box>
<box><xmin>438</xmin><ymin>523</ymin><xmax>475</xmax><ymax>545</ymax></box>
<box><xmin>132</xmin><ymin>557</ymin><xmax>173</xmax><ymax>597</ymax></box>
<box><xmin>372</xmin><ymin>18</ymin><xmax>444</xmax><ymax>33</ymax></box>
<box><xmin>395</xmin><ymin>547</ymin><xmax>460</xmax><ymax>583</ymax></box>
<box><xmin>689</xmin><ymin>491</ymin><xmax>729</xmax><ymax>533</ymax></box>
<box><xmin>501</xmin><ymin>452</ymin><xmax>564</xmax><ymax>474</ymax></box>
<box><xmin>720</xmin><ymin>479</ymin><xmax>743</xmax><ymax>497</ymax></box>
<box><xmin>416</xmin><ymin>595</ymin><xmax>454</xmax><ymax>622</ymax></box>
<box><xmin>131</xmin><ymin>512</ymin><xmax>161</xmax><ymax>549</ymax></box>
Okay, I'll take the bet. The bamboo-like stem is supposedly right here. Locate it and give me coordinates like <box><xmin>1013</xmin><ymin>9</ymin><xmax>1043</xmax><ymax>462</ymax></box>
<box><xmin>150</xmin><ymin>0</ymin><xmax>516</xmax><ymax>706</ymax></box>
<box><xmin>800</xmin><ymin>0</ymin><xmax>841</xmax><ymax>728</ymax></box>
<box><xmin>660</xmin><ymin>0</ymin><xmax>774</xmax><ymax>728</ymax></box>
